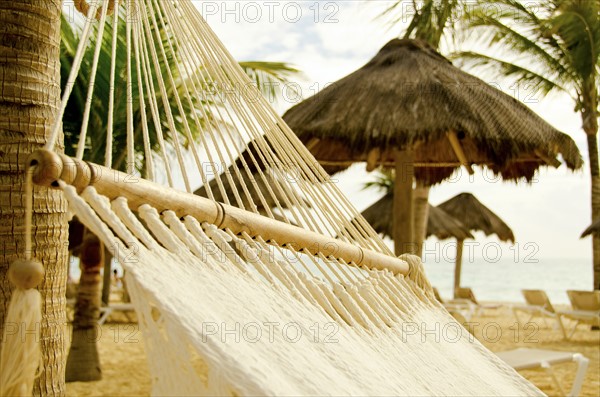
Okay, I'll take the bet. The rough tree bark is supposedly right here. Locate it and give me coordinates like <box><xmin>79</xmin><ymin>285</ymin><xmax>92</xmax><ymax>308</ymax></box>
<box><xmin>585</xmin><ymin>133</ymin><xmax>599</xmax><ymax>290</ymax></box>
<box><xmin>582</xmin><ymin>77</ymin><xmax>599</xmax><ymax>290</ymax></box>
<box><xmin>0</xmin><ymin>0</ymin><xmax>69</xmax><ymax>394</ymax></box>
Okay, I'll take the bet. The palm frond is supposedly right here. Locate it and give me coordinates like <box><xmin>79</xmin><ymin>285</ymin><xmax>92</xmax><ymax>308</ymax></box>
<box><xmin>549</xmin><ymin>2</ymin><xmax>600</xmax><ymax>82</ymax></box>
<box><xmin>464</xmin><ymin>5</ymin><xmax>572</xmax><ymax>83</ymax></box>
<box><xmin>458</xmin><ymin>0</ymin><xmax>599</xmax><ymax>113</ymax></box>
<box><xmin>376</xmin><ymin>0</ymin><xmax>415</xmax><ymax>26</ymax></box>
<box><xmin>61</xmin><ymin>7</ymin><xmax>216</xmax><ymax>171</ymax></box>
<box><xmin>453</xmin><ymin>51</ymin><xmax>567</xmax><ymax>95</ymax></box>
<box><xmin>363</xmin><ymin>171</ymin><xmax>394</xmax><ymax>193</ymax></box>
<box><xmin>377</xmin><ymin>0</ymin><xmax>462</xmax><ymax>48</ymax></box>
<box><xmin>239</xmin><ymin>61</ymin><xmax>302</xmax><ymax>100</ymax></box>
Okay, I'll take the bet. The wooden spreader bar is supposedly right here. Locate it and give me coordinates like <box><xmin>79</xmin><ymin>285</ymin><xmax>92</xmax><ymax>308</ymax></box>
<box><xmin>28</xmin><ymin>150</ymin><xmax>409</xmax><ymax>275</ymax></box>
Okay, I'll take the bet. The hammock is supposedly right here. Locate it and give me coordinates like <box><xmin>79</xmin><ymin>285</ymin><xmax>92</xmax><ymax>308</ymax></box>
<box><xmin>2</xmin><ymin>0</ymin><xmax>542</xmax><ymax>395</ymax></box>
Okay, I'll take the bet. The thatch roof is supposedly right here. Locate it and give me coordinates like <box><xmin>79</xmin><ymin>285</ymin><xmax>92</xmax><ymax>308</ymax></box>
<box><xmin>283</xmin><ymin>39</ymin><xmax>582</xmax><ymax>184</ymax></box>
<box><xmin>581</xmin><ymin>218</ymin><xmax>600</xmax><ymax>238</ymax></box>
<box><xmin>360</xmin><ymin>192</ymin><xmax>473</xmax><ymax>240</ymax></box>
<box><xmin>195</xmin><ymin>171</ymin><xmax>287</xmax><ymax>210</ymax></box>
<box><xmin>194</xmin><ymin>139</ymin><xmax>310</xmax><ymax>214</ymax></box>
<box><xmin>428</xmin><ymin>205</ymin><xmax>474</xmax><ymax>241</ymax></box>
<box><xmin>437</xmin><ymin>193</ymin><xmax>515</xmax><ymax>242</ymax></box>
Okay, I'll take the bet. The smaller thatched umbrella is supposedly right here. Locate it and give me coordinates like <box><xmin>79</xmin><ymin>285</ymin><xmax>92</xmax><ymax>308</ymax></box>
<box><xmin>427</xmin><ymin>205</ymin><xmax>475</xmax><ymax>242</ymax></box>
<box><xmin>581</xmin><ymin>218</ymin><xmax>600</xmax><ymax>238</ymax></box>
<box><xmin>194</xmin><ymin>171</ymin><xmax>295</xmax><ymax>218</ymax></box>
<box><xmin>438</xmin><ymin>193</ymin><xmax>514</xmax><ymax>297</ymax></box>
<box><xmin>194</xmin><ymin>139</ymin><xmax>310</xmax><ymax>222</ymax></box>
<box><xmin>360</xmin><ymin>192</ymin><xmax>473</xmax><ymax>241</ymax></box>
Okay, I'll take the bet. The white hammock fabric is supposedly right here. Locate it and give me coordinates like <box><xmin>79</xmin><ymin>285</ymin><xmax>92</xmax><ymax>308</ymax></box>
<box><xmin>38</xmin><ymin>0</ymin><xmax>543</xmax><ymax>395</ymax></box>
<box><xmin>63</xmin><ymin>184</ymin><xmax>539</xmax><ymax>396</ymax></box>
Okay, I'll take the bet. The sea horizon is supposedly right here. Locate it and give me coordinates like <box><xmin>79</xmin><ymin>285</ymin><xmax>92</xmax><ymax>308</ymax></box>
<box><xmin>424</xmin><ymin>255</ymin><xmax>593</xmax><ymax>304</ymax></box>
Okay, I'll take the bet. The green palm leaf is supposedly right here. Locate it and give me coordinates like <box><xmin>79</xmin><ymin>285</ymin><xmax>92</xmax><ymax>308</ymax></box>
<box><xmin>61</xmin><ymin>11</ymin><xmax>301</xmax><ymax>172</ymax></box>
<box><xmin>239</xmin><ymin>61</ymin><xmax>302</xmax><ymax>99</ymax></box>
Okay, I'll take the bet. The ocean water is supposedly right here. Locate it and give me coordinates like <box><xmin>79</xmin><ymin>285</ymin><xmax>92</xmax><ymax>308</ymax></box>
<box><xmin>423</xmin><ymin>256</ymin><xmax>593</xmax><ymax>304</ymax></box>
<box><xmin>70</xmin><ymin>253</ymin><xmax>592</xmax><ymax>305</ymax></box>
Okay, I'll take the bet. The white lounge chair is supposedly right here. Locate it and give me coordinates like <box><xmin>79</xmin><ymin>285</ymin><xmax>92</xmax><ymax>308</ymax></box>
<box><xmin>453</xmin><ymin>287</ymin><xmax>501</xmax><ymax>315</ymax></box>
<box><xmin>496</xmin><ymin>348</ymin><xmax>589</xmax><ymax>397</ymax></box>
<box><xmin>512</xmin><ymin>289</ymin><xmax>559</xmax><ymax>328</ymax></box>
<box><xmin>98</xmin><ymin>303</ymin><xmax>136</xmax><ymax>325</ymax></box>
<box><xmin>557</xmin><ymin>290</ymin><xmax>600</xmax><ymax>339</ymax></box>
<box><xmin>433</xmin><ymin>287</ymin><xmax>476</xmax><ymax>321</ymax></box>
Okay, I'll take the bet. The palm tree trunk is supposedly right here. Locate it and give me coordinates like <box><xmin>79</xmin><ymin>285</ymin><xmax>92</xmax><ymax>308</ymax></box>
<box><xmin>0</xmin><ymin>1</ymin><xmax>68</xmax><ymax>394</ymax></box>
<box><xmin>393</xmin><ymin>149</ymin><xmax>415</xmax><ymax>255</ymax></box>
<box><xmin>101</xmin><ymin>247</ymin><xmax>112</xmax><ymax>305</ymax></box>
<box><xmin>66</xmin><ymin>230</ymin><xmax>103</xmax><ymax>382</ymax></box>
<box><xmin>586</xmin><ymin>133</ymin><xmax>600</xmax><ymax>289</ymax></box>
<box><xmin>453</xmin><ymin>239</ymin><xmax>464</xmax><ymax>299</ymax></box>
<box><xmin>413</xmin><ymin>185</ymin><xmax>430</xmax><ymax>257</ymax></box>
<box><xmin>582</xmin><ymin>80</ymin><xmax>599</xmax><ymax>290</ymax></box>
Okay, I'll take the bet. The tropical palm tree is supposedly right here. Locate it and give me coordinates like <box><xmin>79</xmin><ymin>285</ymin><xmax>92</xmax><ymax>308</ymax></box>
<box><xmin>379</xmin><ymin>0</ymin><xmax>460</xmax><ymax>48</ymax></box>
<box><xmin>60</xmin><ymin>7</ymin><xmax>302</xmax><ymax>382</ymax></box>
<box><xmin>61</xmin><ymin>14</ymin><xmax>300</xmax><ymax>171</ymax></box>
<box><xmin>0</xmin><ymin>0</ymin><xmax>68</xmax><ymax>394</ymax></box>
<box><xmin>453</xmin><ymin>0</ymin><xmax>600</xmax><ymax>289</ymax></box>
<box><xmin>65</xmin><ymin>231</ymin><xmax>104</xmax><ymax>382</ymax></box>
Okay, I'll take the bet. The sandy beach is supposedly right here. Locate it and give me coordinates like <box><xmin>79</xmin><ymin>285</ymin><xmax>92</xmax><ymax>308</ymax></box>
<box><xmin>65</xmin><ymin>304</ymin><xmax>600</xmax><ymax>396</ymax></box>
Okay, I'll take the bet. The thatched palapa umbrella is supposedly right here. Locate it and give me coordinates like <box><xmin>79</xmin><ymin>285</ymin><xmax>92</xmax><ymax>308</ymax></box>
<box><xmin>438</xmin><ymin>193</ymin><xmax>515</xmax><ymax>297</ymax></box>
<box><xmin>283</xmin><ymin>39</ymin><xmax>582</xmax><ymax>255</ymax></box>
<box><xmin>360</xmin><ymin>192</ymin><xmax>473</xmax><ymax>241</ymax></box>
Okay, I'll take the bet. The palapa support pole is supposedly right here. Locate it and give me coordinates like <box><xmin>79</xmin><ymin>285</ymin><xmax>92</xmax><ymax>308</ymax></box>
<box><xmin>447</xmin><ymin>130</ymin><xmax>474</xmax><ymax>175</ymax></box>
<box><xmin>453</xmin><ymin>239</ymin><xmax>465</xmax><ymax>299</ymax></box>
<box><xmin>413</xmin><ymin>185</ymin><xmax>430</xmax><ymax>258</ymax></box>
<box><xmin>393</xmin><ymin>148</ymin><xmax>415</xmax><ymax>255</ymax></box>
<box><xmin>305</xmin><ymin>137</ymin><xmax>320</xmax><ymax>151</ymax></box>
<box><xmin>534</xmin><ymin>149</ymin><xmax>561</xmax><ymax>168</ymax></box>
<box><xmin>26</xmin><ymin>150</ymin><xmax>409</xmax><ymax>276</ymax></box>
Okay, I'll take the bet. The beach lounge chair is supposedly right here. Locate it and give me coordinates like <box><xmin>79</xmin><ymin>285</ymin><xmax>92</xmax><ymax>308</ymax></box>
<box><xmin>557</xmin><ymin>290</ymin><xmax>600</xmax><ymax>339</ymax></box>
<box><xmin>512</xmin><ymin>289</ymin><xmax>559</xmax><ymax>328</ymax></box>
<box><xmin>495</xmin><ymin>348</ymin><xmax>589</xmax><ymax>397</ymax></box>
<box><xmin>433</xmin><ymin>287</ymin><xmax>476</xmax><ymax>321</ymax></box>
<box><xmin>98</xmin><ymin>303</ymin><xmax>136</xmax><ymax>325</ymax></box>
<box><xmin>454</xmin><ymin>287</ymin><xmax>501</xmax><ymax>314</ymax></box>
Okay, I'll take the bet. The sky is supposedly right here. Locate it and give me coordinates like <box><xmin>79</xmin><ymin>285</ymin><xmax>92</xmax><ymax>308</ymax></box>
<box><xmin>195</xmin><ymin>1</ymin><xmax>595</xmax><ymax>271</ymax></box>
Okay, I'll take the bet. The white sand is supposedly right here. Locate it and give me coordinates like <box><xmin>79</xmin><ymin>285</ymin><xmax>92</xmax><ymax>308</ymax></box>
<box><xmin>66</xmin><ymin>305</ymin><xmax>600</xmax><ymax>396</ymax></box>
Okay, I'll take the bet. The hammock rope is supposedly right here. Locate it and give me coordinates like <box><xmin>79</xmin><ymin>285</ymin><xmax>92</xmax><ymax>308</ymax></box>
<box><xmin>57</xmin><ymin>181</ymin><xmax>536</xmax><ymax>396</ymax></box>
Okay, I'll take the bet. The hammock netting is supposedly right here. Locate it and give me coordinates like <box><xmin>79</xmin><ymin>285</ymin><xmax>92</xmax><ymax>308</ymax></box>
<box><xmin>26</xmin><ymin>0</ymin><xmax>543</xmax><ymax>395</ymax></box>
